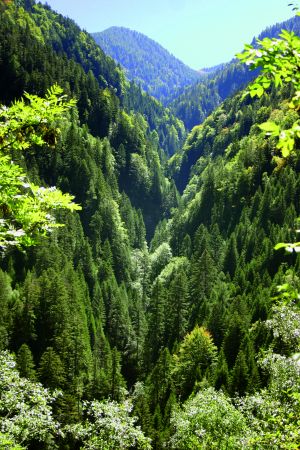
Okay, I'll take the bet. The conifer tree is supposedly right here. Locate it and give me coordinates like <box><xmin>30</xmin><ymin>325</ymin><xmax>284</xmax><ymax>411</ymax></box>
<box><xmin>147</xmin><ymin>347</ymin><xmax>173</xmax><ymax>409</ymax></box>
<box><xmin>223</xmin><ymin>233</ymin><xmax>239</xmax><ymax>278</ymax></box>
<box><xmin>189</xmin><ymin>249</ymin><xmax>217</xmax><ymax>325</ymax></box>
<box><xmin>38</xmin><ymin>347</ymin><xmax>66</xmax><ymax>389</ymax></box>
<box><xmin>129</xmin><ymin>287</ymin><xmax>147</xmax><ymax>374</ymax></box>
<box><xmin>0</xmin><ymin>269</ymin><xmax>13</xmax><ymax>350</ymax></box>
<box><xmin>222</xmin><ymin>312</ymin><xmax>247</xmax><ymax>369</ymax></box>
<box><xmin>214</xmin><ymin>348</ymin><xmax>229</xmax><ymax>392</ymax></box>
<box><xmin>230</xmin><ymin>350</ymin><xmax>249</xmax><ymax>396</ymax></box>
<box><xmin>16</xmin><ymin>343</ymin><xmax>36</xmax><ymax>381</ymax></box>
<box><xmin>91</xmin><ymin>327</ymin><xmax>112</xmax><ymax>399</ymax></box>
<box><xmin>206</xmin><ymin>281</ymin><xmax>231</xmax><ymax>348</ymax></box>
<box><xmin>144</xmin><ymin>281</ymin><xmax>167</xmax><ymax>367</ymax></box>
<box><xmin>166</xmin><ymin>270</ymin><xmax>189</xmax><ymax>345</ymax></box>
<box><xmin>110</xmin><ymin>347</ymin><xmax>126</xmax><ymax>401</ymax></box>
<box><xmin>132</xmin><ymin>382</ymin><xmax>152</xmax><ymax>439</ymax></box>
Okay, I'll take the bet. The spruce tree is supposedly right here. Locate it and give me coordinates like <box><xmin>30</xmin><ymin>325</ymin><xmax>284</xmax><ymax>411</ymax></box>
<box><xmin>110</xmin><ymin>347</ymin><xmax>126</xmax><ymax>401</ymax></box>
<box><xmin>38</xmin><ymin>347</ymin><xmax>66</xmax><ymax>389</ymax></box>
<box><xmin>144</xmin><ymin>281</ymin><xmax>167</xmax><ymax>367</ymax></box>
<box><xmin>223</xmin><ymin>233</ymin><xmax>239</xmax><ymax>278</ymax></box>
<box><xmin>214</xmin><ymin>348</ymin><xmax>229</xmax><ymax>392</ymax></box>
<box><xmin>16</xmin><ymin>343</ymin><xmax>37</xmax><ymax>381</ymax></box>
<box><xmin>166</xmin><ymin>270</ymin><xmax>189</xmax><ymax>346</ymax></box>
<box><xmin>230</xmin><ymin>350</ymin><xmax>249</xmax><ymax>396</ymax></box>
<box><xmin>189</xmin><ymin>249</ymin><xmax>217</xmax><ymax>325</ymax></box>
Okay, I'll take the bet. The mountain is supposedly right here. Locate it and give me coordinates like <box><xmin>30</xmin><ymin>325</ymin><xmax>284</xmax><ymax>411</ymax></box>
<box><xmin>1</xmin><ymin>1</ymin><xmax>300</xmax><ymax>449</ymax></box>
<box><xmin>92</xmin><ymin>26</ymin><xmax>202</xmax><ymax>104</ymax></box>
<box><xmin>170</xmin><ymin>15</ymin><xmax>300</xmax><ymax>130</ymax></box>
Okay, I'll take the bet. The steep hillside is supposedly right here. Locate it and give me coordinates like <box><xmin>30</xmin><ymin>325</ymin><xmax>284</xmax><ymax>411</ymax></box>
<box><xmin>170</xmin><ymin>15</ymin><xmax>300</xmax><ymax>130</ymax></box>
<box><xmin>0</xmin><ymin>0</ymin><xmax>186</xmax><ymax>234</ymax></box>
<box><xmin>92</xmin><ymin>26</ymin><xmax>202</xmax><ymax>104</ymax></box>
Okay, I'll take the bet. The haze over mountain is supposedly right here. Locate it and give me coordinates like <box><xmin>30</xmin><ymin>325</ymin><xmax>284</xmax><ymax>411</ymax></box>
<box><xmin>92</xmin><ymin>26</ymin><xmax>202</xmax><ymax>105</ymax></box>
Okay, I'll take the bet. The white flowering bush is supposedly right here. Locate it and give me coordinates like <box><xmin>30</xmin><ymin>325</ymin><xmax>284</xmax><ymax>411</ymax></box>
<box><xmin>0</xmin><ymin>351</ymin><xmax>61</xmax><ymax>448</ymax></box>
<box><xmin>235</xmin><ymin>280</ymin><xmax>300</xmax><ymax>449</ymax></box>
<box><xmin>169</xmin><ymin>387</ymin><xmax>248</xmax><ymax>449</ymax></box>
<box><xmin>67</xmin><ymin>399</ymin><xmax>151</xmax><ymax>450</ymax></box>
<box><xmin>266</xmin><ymin>279</ymin><xmax>300</xmax><ymax>355</ymax></box>
<box><xmin>237</xmin><ymin>386</ymin><xmax>300</xmax><ymax>448</ymax></box>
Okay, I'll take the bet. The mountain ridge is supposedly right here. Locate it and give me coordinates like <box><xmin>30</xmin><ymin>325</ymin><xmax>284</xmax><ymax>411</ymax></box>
<box><xmin>92</xmin><ymin>26</ymin><xmax>202</xmax><ymax>105</ymax></box>
<box><xmin>170</xmin><ymin>15</ymin><xmax>300</xmax><ymax>130</ymax></box>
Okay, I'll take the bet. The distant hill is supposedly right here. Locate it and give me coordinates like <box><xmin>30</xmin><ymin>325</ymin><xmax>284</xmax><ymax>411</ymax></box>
<box><xmin>170</xmin><ymin>15</ymin><xmax>300</xmax><ymax>130</ymax></box>
<box><xmin>92</xmin><ymin>26</ymin><xmax>202</xmax><ymax>104</ymax></box>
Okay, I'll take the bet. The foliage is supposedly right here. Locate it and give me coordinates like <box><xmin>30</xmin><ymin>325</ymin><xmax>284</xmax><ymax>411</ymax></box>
<box><xmin>236</xmin><ymin>287</ymin><xmax>300</xmax><ymax>449</ymax></box>
<box><xmin>0</xmin><ymin>432</ymin><xmax>25</xmax><ymax>450</ymax></box>
<box><xmin>67</xmin><ymin>399</ymin><xmax>151</xmax><ymax>450</ymax></box>
<box><xmin>169</xmin><ymin>387</ymin><xmax>248</xmax><ymax>449</ymax></box>
<box><xmin>237</xmin><ymin>28</ymin><xmax>300</xmax><ymax>157</ymax></box>
<box><xmin>0</xmin><ymin>84</ymin><xmax>75</xmax><ymax>151</ymax></box>
<box><xmin>1</xmin><ymin>1</ymin><xmax>300</xmax><ymax>449</ymax></box>
<box><xmin>0</xmin><ymin>351</ymin><xmax>60</xmax><ymax>448</ymax></box>
<box><xmin>0</xmin><ymin>85</ymin><xmax>80</xmax><ymax>250</ymax></box>
<box><xmin>172</xmin><ymin>326</ymin><xmax>217</xmax><ymax>399</ymax></box>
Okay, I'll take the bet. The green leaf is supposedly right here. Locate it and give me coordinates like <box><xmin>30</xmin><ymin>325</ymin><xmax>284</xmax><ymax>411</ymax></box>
<box><xmin>274</xmin><ymin>243</ymin><xmax>289</xmax><ymax>250</ymax></box>
<box><xmin>256</xmin><ymin>85</ymin><xmax>264</xmax><ymax>98</ymax></box>
<box><xmin>281</xmin><ymin>146</ymin><xmax>290</xmax><ymax>157</ymax></box>
<box><xmin>259</xmin><ymin>122</ymin><xmax>280</xmax><ymax>135</ymax></box>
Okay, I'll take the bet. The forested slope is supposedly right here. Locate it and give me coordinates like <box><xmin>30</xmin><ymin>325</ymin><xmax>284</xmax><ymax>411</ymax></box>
<box><xmin>0</xmin><ymin>1</ymin><xmax>300</xmax><ymax>449</ymax></box>
<box><xmin>92</xmin><ymin>27</ymin><xmax>202</xmax><ymax>105</ymax></box>
<box><xmin>0</xmin><ymin>0</ymin><xmax>185</xmax><ymax>235</ymax></box>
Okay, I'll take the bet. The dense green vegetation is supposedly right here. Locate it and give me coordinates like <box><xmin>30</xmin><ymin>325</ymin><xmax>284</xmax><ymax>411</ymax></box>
<box><xmin>92</xmin><ymin>27</ymin><xmax>202</xmax><ymax>105</ymax></box>
<box><xmin>1</xmin><ymin>1</ymin><xmax>300</xmax><ymax>449</ymax></box>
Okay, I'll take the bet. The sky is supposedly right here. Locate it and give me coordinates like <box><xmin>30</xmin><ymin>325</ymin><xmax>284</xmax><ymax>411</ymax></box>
<box><xmin>40</xmin><ymin>0</ymin><xmax>294</xmax><ymax>69</ymax></box>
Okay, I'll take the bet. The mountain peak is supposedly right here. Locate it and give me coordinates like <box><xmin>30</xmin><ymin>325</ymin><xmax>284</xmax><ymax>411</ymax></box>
<box><xmin>92</xmin><ymin>26</ymin><xmax>202</xmax><ymax>104</ymax></box>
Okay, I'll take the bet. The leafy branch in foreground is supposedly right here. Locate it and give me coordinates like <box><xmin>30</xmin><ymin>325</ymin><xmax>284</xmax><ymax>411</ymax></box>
<box><xmin>237</xmin><ymin>26</ymin><xmax>300</xmax><ymax>157</ymax></box>
<box><xmin>0</xmin><ymin>85</ymin><xmax>81</xmax><ymax>250</ymax></box>
<box><xmin>237</xmin><ymin>16</ymin><xmax>300</xmax><ymax>253</ymax></box>
<box><xmin>0</xmin><ymin>85</ymin><xmax>76</xmax><ymax>151</ymax></box>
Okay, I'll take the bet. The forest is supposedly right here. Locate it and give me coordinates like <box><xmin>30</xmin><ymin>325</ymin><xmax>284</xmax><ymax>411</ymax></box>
<box><xmin>92</xmin><ymin>27</ymin><xmax>202</xmax><ymax>105</ymax></box>
<box><xmin>0</xmin><ymin>0</ymin><xmax>299</xmax><ymax>449</ymax></box>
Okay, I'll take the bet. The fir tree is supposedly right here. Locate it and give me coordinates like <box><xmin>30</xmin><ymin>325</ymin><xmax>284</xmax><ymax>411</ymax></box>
<box><xmin>16</xmin><ymin>343</ymin><xmax>37</xmax><ymax>381</ymax></box>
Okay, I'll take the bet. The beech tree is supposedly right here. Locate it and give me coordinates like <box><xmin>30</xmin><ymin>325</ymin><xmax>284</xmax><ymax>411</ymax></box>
<box><xmin>172</xmin><ymin>326</ymin><xmax>217</xmax><ymax>399</ymax></box>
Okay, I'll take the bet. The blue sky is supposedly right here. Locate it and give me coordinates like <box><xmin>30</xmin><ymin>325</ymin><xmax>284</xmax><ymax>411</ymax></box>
<box><xmin>41</xmin><ymin>0</ymin><xmax>294</xmax><ymax>69</ymax></box>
